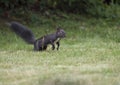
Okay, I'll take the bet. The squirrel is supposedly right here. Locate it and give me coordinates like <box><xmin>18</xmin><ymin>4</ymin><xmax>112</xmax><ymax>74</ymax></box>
<box><xmin>6</xmin><ymin>21</ymin><xmax>66</xmax><ymax>51</ymax></box>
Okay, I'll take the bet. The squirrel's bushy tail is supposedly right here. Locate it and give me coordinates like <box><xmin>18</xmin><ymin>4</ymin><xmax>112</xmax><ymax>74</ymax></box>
<box><xmin>7</xmin><ymin>21</ymin><xmax>36</xmax><ymax>44</ymax></box>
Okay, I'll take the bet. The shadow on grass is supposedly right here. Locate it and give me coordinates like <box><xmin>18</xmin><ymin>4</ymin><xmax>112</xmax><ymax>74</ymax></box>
<box><xmin>41</xmin><ymin>78</ymin><xmax>87</xmax><ymax>85</ymax></box>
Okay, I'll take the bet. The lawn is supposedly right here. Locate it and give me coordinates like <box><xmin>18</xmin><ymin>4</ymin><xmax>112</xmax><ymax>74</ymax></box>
<box><xmin>0</xmin><ymin>16</ymin><xmax>120</xmax><ymax>85</ymax></box>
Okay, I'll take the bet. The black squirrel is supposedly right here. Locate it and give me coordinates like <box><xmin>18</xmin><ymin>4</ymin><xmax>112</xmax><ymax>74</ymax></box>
<box><xmin>7</xmin><ymin>21</ymin><xmax>66</xmax><ymax>51</ymax></box>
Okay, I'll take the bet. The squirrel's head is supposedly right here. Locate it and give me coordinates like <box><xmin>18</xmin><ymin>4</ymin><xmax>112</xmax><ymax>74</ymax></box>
<box><xmin>56</xmin><ymin>27</ymin><xmax>66</xmax><ymax>38</ymax></box>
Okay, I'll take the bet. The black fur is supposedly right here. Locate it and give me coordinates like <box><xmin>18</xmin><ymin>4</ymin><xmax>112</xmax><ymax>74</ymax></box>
<box><xmin>7</xmin><ymin>21</ymin><xmax>66</xmax><ymax>51</ymax></box>
<box><xmin>9</xmin><ymin>22</ymin><xmax>35</xmax><ymax>44</ymax></box>
<box><xmin>34</xmin><ymin>28</ymin><xmax>66</xmax><ymax>51</ymax></box>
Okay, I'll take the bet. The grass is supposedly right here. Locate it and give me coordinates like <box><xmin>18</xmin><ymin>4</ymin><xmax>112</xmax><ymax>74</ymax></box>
<box><xmin>0</xmin><ymin>15</ymin><xmax>120</xmax><ymax>85</ymax></box>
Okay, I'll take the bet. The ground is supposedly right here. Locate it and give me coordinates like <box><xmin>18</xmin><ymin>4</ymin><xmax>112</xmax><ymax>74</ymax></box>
<box><xmin>0</xmin><ymin>16</ymin><xmax>120</xmax><ymax>85</ymax></box>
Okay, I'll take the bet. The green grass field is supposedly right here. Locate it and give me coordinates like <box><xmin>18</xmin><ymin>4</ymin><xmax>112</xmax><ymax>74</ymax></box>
<box><xmin>0</xmin><ymin>16</ymin><xmax>120</xmax><ymax>85</ymax></box>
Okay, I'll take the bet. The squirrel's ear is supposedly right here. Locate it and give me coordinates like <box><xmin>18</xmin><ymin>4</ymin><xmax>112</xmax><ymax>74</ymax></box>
<box><xmin>57</xmin><ymin>27</ymin><xmax>60</xmax><ymax>30</ymax></box>
<box><xmin>56</xmin><ymin>27</ymin><xmax>61</xmax><ymax>31</ymax></box>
